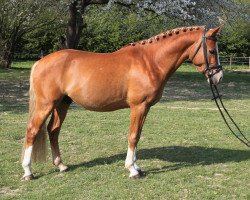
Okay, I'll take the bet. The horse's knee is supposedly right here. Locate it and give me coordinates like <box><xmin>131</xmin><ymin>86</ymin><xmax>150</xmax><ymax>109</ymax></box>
<box><xmin>47</xmin><ymin>115</ymin><xmax>54</xmax><ymax>133</ymax></box>
<box><xmin>47</xmin><ymin>113</ymin><xmax>61</xmax><ymax>135</ymax></box>
<box><xmin>47</xmin><ymin>126</ymin><xmax>60</xmax><ymax>139</ymax></box>
<box><xmin>128</xmin><ymin>133</ymin><xmax>139</xmax><ymax>147</ymax></box>
<box><xmin>25</xmin><ymin>125</ymin><xmax>40</xmax><ymax>146</ymax></box>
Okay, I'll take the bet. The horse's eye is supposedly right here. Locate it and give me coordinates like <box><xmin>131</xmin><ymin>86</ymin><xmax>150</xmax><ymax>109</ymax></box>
<box><xmin>209</xmin><ymin>49</ymin><xmax>215</xmax><ymax>54</ymax></box>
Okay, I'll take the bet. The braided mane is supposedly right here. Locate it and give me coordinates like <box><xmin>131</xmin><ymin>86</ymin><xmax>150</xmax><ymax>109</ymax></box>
<box><xmin>125</xmin><ymin>26</ymin><xmax>204</xmax><ymax>47</ymax></box>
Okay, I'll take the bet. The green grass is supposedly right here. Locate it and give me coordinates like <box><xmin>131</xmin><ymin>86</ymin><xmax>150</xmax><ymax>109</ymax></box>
<box><xmin>223</xmin><ymin>64</ymin><xmax>250</xmax><ymax>71</ymax></box>
<box><xmin>0</xmin><ymin>61</ymin><xmax>35</xmax><ymax>81</ymax></box>
<box><xmin>11</xmin><ymin>60</ymin><xmax>36</xmax><ymax>69</ymax></box>
<box><xmin>0</xmin><ymin>61</ymin><xmax>250</xmax><ymax>199</ymax></box>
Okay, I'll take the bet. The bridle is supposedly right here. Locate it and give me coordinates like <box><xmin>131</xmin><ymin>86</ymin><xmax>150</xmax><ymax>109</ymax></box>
<box><xmin>190</xmin><ymin>28</ymin><xmax>250</xmax><ymax>147</ymax></box>
<box><xmin>190</xmin><ymin>27</ymin><xmax>222</xmax><ymax>80</ymax></box>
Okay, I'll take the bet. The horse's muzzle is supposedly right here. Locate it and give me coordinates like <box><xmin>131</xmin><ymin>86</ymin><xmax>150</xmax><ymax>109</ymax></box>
<box><xmin>207</xmin><ymin>70</ymin><xmax>223</xmax><ymax>85</ymax></box>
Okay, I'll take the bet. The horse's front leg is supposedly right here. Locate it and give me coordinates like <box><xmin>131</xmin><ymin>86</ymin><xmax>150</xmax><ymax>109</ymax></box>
<box><xmin>125</xmin><ymin>104</ymin><xmax>149</xmax><ymax>178</ymax></box>
<box><xmin>133</xmin><ymin>148</ymin><xmax>142</xmax><ymax>176</ymax></box>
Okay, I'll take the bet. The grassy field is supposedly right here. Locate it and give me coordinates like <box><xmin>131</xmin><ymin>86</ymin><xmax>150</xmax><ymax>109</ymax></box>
<box><xmin>0</xmin><ymin>61</ymin><xmax>250</xmax><ymax>199</ymax></box>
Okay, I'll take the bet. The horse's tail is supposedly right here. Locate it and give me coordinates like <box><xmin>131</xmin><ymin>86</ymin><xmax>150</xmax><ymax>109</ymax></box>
<box><xmin>21</xmin><ymin>62</ymin><xmax>47</xmax><ymax>162</ymax></box>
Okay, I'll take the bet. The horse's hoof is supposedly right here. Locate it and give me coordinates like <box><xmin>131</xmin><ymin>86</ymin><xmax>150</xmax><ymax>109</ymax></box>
<box><xmin>22</xmin><ymin>174</ymin><xmax>34</xmax><ymax>181</ymax></box>
<box><xmin>59</xmin><ymin>165</ymin><xmax>69</xmax><ymax>173</ymax></box>
<box><xmin>130</xmin><ymin>173</ymin><xmax>143</xmax><ymax>179</ymax></box>
<box><xmin>137</xmin><ymin>169</ymin><xmax>144</xmax><ymax>177</ymax></box>
<box><xmin>129</xmin><ymin>170</ymin><xmax>144</xmax><ymax>179</ymax></box>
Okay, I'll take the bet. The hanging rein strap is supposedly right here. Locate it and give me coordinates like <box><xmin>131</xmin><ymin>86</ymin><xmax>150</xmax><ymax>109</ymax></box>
<box><xmin>210</xmin><ymin>84</ymin><xmax>250</xmax><ymax>147</ymax></box>
<box><xmin>191</xmin><ymin>27</ymin><xmax>249</xmax><ymax>147</ymax></box>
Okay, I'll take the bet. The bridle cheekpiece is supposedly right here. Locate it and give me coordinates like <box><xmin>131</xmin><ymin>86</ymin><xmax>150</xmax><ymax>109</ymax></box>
<box><xmin>190</xmin><ymin>27</ymin><xmax>222</xmax><ymax>80</ymax></box>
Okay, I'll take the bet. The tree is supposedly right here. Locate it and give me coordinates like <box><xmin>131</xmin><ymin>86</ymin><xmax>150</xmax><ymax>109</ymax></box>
<box><xmin>219</xmin><ymin>20</ymin><xmax>250</xmax><ymax>56</ymax></box>
<box><xmin>1</xmin><ymin>0</ymin><xmax>249</xmax><ymax>68</ymax></box>
<box><xmin>63</xmin><ymin>0</ymin><xmax>250</xmax><ymax>51</ymax></box>
<box><xmin>78</xmin><ymin>5</ymin><xmax>179</xmax><ymax>52</ymax></box>
<box><xmin>0</xmin><ymin>0</ymin><xmax>62</xmax><ymax>68</ymax></box>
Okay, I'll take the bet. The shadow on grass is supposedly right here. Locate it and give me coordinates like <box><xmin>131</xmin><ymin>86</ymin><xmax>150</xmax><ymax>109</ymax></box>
<box><xmin>69</xmin><ymin>146</ymin><xmax>250</xmax><ymax>175</ymax></box>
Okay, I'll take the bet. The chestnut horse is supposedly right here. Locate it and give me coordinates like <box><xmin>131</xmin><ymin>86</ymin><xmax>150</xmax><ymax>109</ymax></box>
<box><xmin>22</xmin><ymin>26</ymin><xmax>223</xmax><ymax>180</ymax></box>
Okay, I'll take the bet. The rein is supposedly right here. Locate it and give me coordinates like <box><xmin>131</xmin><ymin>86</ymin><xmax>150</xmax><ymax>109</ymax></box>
<box><xmin>191</xmin><ymin>27</ymin><xmax>249</xmax><ymax>147</ymax></box>
<box><xmin>210</xmin><ymin>83</ymin><xmax>250</xmax><ymax>147</ymax></box>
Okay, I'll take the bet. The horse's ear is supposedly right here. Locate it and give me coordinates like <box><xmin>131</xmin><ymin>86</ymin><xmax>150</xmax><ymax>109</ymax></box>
<box><xmin>207</xmin><ymin>26</ymin><xmax>223</xmax><ymax>37</ymax></box>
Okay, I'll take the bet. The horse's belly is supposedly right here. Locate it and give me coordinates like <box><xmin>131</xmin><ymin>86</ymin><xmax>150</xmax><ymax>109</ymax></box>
<box><xmin>73</xmin><ymin>95</ymin><xmax>129</xmax><ymax>112</ymax></box>
<box><xmin>68</xmin><ymin>83</ymin><xmax>129</xmax><ymax>112</ymax></box>
<box><xmin>64</xmin><ymin>66</ymin><xmax>129</xmax><ymax>111</ymax></box>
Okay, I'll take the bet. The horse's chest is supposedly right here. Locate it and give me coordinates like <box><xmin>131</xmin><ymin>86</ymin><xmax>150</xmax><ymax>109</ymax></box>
<box><xmin>145</xmin><ymin>84</ymin><xmax>165</xmax><ymax>105</ymax></box>
<box><xmin>136</xmin><ymin>73</ymin><xmax>165</xmax><ymax>105</ymax></box>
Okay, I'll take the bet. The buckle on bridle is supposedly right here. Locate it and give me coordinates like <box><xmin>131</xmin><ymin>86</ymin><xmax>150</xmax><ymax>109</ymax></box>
<box><xmin>211</xmin><ymin>93</ymin><xmax>222</xmax><ymax>100</ymax></box>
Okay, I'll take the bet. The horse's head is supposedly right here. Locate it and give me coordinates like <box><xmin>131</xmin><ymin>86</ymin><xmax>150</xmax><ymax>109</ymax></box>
<box><xmin>190</xmin><ymin>26</ymin><xmax>223</xmax><ymax>85</ymax></box>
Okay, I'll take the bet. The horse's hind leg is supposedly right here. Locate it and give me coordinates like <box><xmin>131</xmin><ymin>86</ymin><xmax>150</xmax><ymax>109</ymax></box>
<box><xmin>47</xmin><ymin>97</ymin><xmax>71</xmax><ymax>172</ymax></box>
<box><xmin>22</xmin><ymin>103</ymin><xmax>53</xmax><ymax>180</ymax></box>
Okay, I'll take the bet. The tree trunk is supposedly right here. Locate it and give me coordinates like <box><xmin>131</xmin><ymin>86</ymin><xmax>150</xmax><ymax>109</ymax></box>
<box><xmin>0</xmin><ymin>48</ymin><xmax>13</xmax><ymax>69</ymax></box>
<box><xmin>0</xmin><ymin>26</ymin><xmax>20</xmax><ymax>69</ymax></box>
<box><xmin>66</xmin><ymin>0</ymin><xmax>86</xmax><ymax>49</ymax></box>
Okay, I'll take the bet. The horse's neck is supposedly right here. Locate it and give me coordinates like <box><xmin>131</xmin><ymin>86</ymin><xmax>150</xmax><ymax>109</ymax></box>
<box><xmin>146</xmin><ymin>31</ymin><xmax>202</xmax><ymax>80</ymax></box>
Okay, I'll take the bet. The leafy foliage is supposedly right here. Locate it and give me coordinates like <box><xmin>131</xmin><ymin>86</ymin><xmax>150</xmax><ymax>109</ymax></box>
<box><xmin>0</xmin><ymin>0</ymin><xmax>63</xmax><ymax>66</ymax></box>
<box><xmin>79</xmin><ymin>5</ymin><xmax>180</xmax><ymax>52</ymax></box>
<box><xmin>219</xmin><ymin>20</ymin><xmax>250</xmax><ymax>56</ymax></box>
<box><xmin>0</xmin><ymin>0</ymin><xmax>249</xmax><ymax>67</ymax></box>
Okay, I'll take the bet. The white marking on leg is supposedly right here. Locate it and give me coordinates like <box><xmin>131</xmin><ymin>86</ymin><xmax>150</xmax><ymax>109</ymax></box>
<box><xmin>22</xmin><ymin>146</ymin><xmax>33</xmax><ymax>177</ymax></box>
<box><xmin>52</xmin><ymin>154</ymin><xmax>68</xmax><ymax>172</ymax></box>
<box><xmin>133</xmin><ymin>149</ymin><xmax>141</xmax><ymax>171</ymax></box>
<box><xmin>125</xmin><ymin>147</ymin><xmax>134</xmax><ymax>168</ymax></box>
<box><xmin>128</xmin><ymin>166</ymin><xmax>139</xmax><ymax>178</ymax></box>
<box><xmin>125</xmin><ymin>147</ymin><xmax>139</xmax><ymax>177</ymax></box>
<box><xmin>58</xmin><ymin>163</ymin><xmax>68</xmax><ymax>172</ymax></box>
<box><xmin>133</xmin><ymin>162</ymin><xmax>140</xmax><ymax>171</ymax></box>
<box><xmin>54</xmin><ymin>156</ymin><xmax>61</xmax><ymax>166</ymax></box>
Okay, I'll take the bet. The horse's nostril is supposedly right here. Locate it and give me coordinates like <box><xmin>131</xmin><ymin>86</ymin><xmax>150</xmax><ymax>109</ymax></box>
<box><xmin>219</xmin><ymin>77</ymin><xmax>223</xmax><ymax>82</ymax></box>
